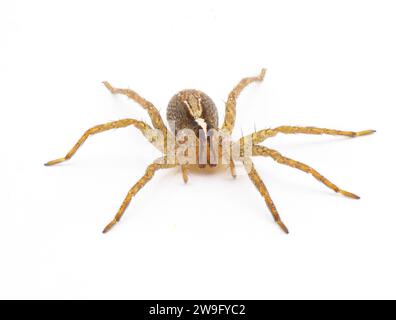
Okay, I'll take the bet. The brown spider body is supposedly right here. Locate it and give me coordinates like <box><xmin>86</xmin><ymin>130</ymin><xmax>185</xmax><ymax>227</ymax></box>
<box><xmin>167</xmin><ymin>89</ymin><xmax>219</xmax><ymax>168</ymax></box>
<box><xmin>167</xmin><ymin>89</ymin><xmax>218</xmax><ymax>135</ymax></box>
<box><xmin>45</xmin><ymin>69</ymin><xmax>375</xmax><ymax>234</ymax></box>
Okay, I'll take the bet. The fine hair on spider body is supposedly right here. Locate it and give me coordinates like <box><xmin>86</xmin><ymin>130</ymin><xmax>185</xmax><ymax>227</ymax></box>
<box><xmin>45</xmin><ymin>68</ymin><xmax>375</xmax><ymax>234</ymax></box>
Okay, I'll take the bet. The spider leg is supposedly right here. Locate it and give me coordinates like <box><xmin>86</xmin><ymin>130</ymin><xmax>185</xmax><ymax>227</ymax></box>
<box><xmin>229</xmin><ymin>158</ymin><xmax>237</xmax><ymax>178</ymax></box>
<box><xmin>243</xmin><ymin>126</ymin><xmax>375</xmax><ymax>144</ymax></box>
<box><xmin>218</xmin><ymin>137</ymin><xmax>237</xmax><ymax>178</ymax></box>
<box><xmin>45</xmin><ymin>119</ymin><xmax>157</xmax><ymax>166</ymax></box>
<box><xmin>181</xmin><ymin>165</ymin><xmax>189</xmax><ymax>183</ymax></box>
<box><xmin>243</xmin><ymin>158</ymin><xmax>289</xmax><ymax>234</ymax></box>
<box><xmin>103</xmin><ymin>81</ymin><xmax>170</xmax><ymax>136</ymax></box>
<box><xmin>252</xmin><ymin>145</ymin><xmax>359</xmax><ymax>199</ymax></box>
<box><xmin>221</xmin><ymin>68</ymin><xmax>266</xmax><ymax>134</ymax></box>
<box><xmin>223</xmin><ymin>144</ymin><xmax>237</xmax><ymax>178</ymax></box>
<box><xmin>103</xmin><ymin>158</ymin><xmax>177</xmax><ymax>233</ymax></box>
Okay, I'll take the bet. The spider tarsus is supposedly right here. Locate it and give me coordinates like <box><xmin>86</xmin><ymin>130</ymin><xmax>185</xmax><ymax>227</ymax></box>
<box><xmin>44</xmin><ymin>158</ymin><xmax>66</xmax><ymax>166</ymax></box>
<box><xmin>258</xmin><ymin>68</ymin><xmax>267</xmax><ymax>81</ymax></box>
<box><xmin>277</xmin><ymin>220</ymin><xmax>289</xmax><ymax>234</ymax></box>
<box><xmin>230</xmin><ymin>169</ymin><xmax>237</xmax><ymax>179</ymax></box>
<box><xmin>229</xmin><ymin>160</ymin><xmax>237</xmax><ymax>178</ymax></box>
<box><xmin>356</xmin><ymin>129</ymin><xmax>376</xmax><ymax>136</ymax></box>
<box><xmin>102</xmin><ymin>219</ymin><xmax>117</xmax><ymax>234</ymax></box>
<box><xmin>340</xmin><ymin>190</ymin><xmax>360</xmax><ymax>200</ymax></box>
<box><xmin>181</xmin><ymin>166</ymin><xmax>189</xmax><ymax>183</ymax></box>
<box><xmin>102</xmin><ymin>81</ymin><xmax>114</xmax><ymax>93</ymax></box>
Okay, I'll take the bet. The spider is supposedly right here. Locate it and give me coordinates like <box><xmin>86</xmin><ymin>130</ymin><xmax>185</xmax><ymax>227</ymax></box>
<box><xmin>45</xmin><ymin>69</ymin><xmax>375</xmax><ymax>234</ymax></box>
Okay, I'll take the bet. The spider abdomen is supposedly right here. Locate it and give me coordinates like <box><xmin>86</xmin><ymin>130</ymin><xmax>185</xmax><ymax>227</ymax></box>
<box><xmin>166</xmin><ymin>89</ymin><xmax>218</xmax><ymax>135</ymax></box>
<box><xmin>167</xmin><ymin>90</ymin><xmax>219</xmax><ymax>167</ymax></box>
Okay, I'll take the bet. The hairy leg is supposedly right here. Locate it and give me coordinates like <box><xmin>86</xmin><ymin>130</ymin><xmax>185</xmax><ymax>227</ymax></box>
<box><xmin>103</xmin><ymin>81</ymin><xmax>170</xmax><ymax>136</ymax></box>
<box><xmin>229</xmin><ymin>158</ymin><xmax>236</xmax><ymax>178</ymax></box>
<box><xmin>243</xmin><ymin>158</ymin><xmax>289</xmax><ymax>234</ymax></box>
<box><xmin>218</xmin><ymin>137</ymin><xmax>236</xmax><ymax>178</ymax></box>
<box><xmin>181</xmin><ymin>165</ymin><xmax>189</xmax><ymax>183</ymax></box>
<box><xmin>242</xmin><ymin>126</ymin><xmax>375</xmax><ymax>144</ymax></box>
<box><xmin>222</xmin><ymin>68</ymin><xmax>266</xmax><ymax>134</ymax></box>
<box><xmin>45</xmin><ymin>119</ymin><xmax>156</xmax><ymax>166</ymax></box>
<box><xmin>252</xmin><ymin>145</ymin><xmax>359</xmax><ymax>199</ymax></box>
<box><xmin>103</xmin><ymin>158</ymin><xmax>177</xmax><ymax>233</ymax></box>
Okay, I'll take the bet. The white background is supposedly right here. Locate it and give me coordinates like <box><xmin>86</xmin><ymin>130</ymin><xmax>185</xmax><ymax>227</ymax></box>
<box><xmin>1</xmin><ymin>0</ymin><xmax>395</xmax><ymax>300</ymax></box>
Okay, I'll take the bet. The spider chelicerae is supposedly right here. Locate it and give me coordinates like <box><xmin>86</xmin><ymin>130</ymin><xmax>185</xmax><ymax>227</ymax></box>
<box><xmin>45</xmin><ymin>69</ymin><xmax>375</xmax><ymax>234</ymax></box>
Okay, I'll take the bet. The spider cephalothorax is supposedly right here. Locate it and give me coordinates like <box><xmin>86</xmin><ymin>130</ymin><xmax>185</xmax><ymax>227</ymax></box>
<box><xmin>45</xmin><ymin>68</ymin><xmax>375</xmax><ymax>234</ymax></box>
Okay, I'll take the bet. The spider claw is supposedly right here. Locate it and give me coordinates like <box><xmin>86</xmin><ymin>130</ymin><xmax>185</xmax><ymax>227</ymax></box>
<box><xmin>182</xmin><ymin>171</ymin><xmax>189</xmax><ymax>184</ymax></box>
<box><xmin>340</xmin><ymin>190</ymin><xmax>360</xmax><ymax>200</ymax></box>
<box><xmin>258</xmin><ymin>68</ymin><xmax>266</xmax><ymax>81</ymax></box>
<box><xmin>102</xmin><ymin>219</ymin><xmax>117</xmax><ymax>233</ymax></box>
<box><xmin>277</xmin><ymin>220</ymin><xmax>289</xmax><ymax>234</ymax></box>
<box><xmin>355</xmin><ymin>129</ymin><xmax>376</xmax><ymax>137</ymax></box>
<box><xmin>102</xmin><ymin>81</ymin><xmax>114</xmax><ymax>93</ymax></box>
<box><xmin>44</xmin><ymin>158</ymin><xmax>67</xmax><ymax>166</ymax></box>
<box><xmin>230</xmin><ymin>166</ymin><xmax>236</xmax><ymax>178</ymax></box>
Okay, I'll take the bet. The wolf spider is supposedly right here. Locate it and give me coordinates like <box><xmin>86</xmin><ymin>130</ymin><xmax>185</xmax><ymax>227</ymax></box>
<box><xmin>45</xmin><ymin>69</ymin><xmax>375</xmax><ymax>234</ymax></box>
